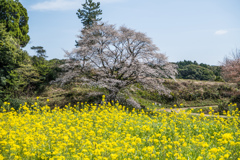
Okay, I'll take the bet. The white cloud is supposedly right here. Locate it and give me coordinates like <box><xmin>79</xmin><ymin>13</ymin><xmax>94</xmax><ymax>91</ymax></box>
<box><xmin>31</xmin><ymin>0</ymin><xmax>124</xmax><ymax>11</ymax></box>
<box><xmin>30</xmin><ymin>0</ymin><xmax>80</xmax><ymax>11</ymax></box>
<box><xmin>215</xmin><ymin>30</ymin><xmax>228</xmax><ymax>35</ymax></box>
<box><xmin>100</xmin><ymin>0</ymin><xmax>125</xmax><ymax>2</ymax></box>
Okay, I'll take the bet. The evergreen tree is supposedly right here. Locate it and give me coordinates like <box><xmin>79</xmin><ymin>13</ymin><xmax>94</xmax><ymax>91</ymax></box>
<box><xmin>31</xmin><ymin>46</ymin><xmax>47</xmax><ymax>58</ymax></box>
<box><xmin>0</xmin><ymin>0</ymin><xmax>30</xmax><ymax>47</ymax></box>
<box><xmin>75</xmin><ymin>0</ymin><xmax>102</xmax><ymax>46</ymax></box>
<box><xmin>0</xmin><ymin>23</ymin><xmax>32</xmax><ymax>99</ymax></box>
<box><xmin>76</xmin><ymin>0</ymin><xmax>102</xmax><ymax>28</ymax></box>
<box><xmin>30</xmin><ymin>47</ymin><xmax>63</xmax><ymax>84</ymax></box>
<box><xmin>7</xmin><ymin>64</ymin><xmax>40</xmax><ymax>96</ymax></box>
<box><xmin>0</xmin><ymin>23</ymin><xmax>23</xmax><ymax>69</ymax></box>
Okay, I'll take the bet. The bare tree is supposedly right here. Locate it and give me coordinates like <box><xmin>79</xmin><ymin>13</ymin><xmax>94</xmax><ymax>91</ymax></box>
<box><xmin>58</xmin><ymin>22</ymin><xmax>177</xmax><ymax>108</ymax></box>
<box><xmin>221</xmin><ymin>49</ymin><xmax>240</xmax><ymax>83</ymax></box>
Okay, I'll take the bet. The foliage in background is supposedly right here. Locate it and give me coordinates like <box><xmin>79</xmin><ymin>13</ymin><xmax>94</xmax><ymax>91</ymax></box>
<box><xmin>31</xmin><ymin>46</ymin><xmax>64</xmax><ymax>86</ymax></box>
<box><xmin>177</xmin><ymin>64</ymin><xmax>215</xmax><ymax>81</ymax></box>
<box><xmin>0</xmin><ymin>0</ymin><xmax>30</xmax><ymax>47</ymax></box>
<box><xmin>176</xmin><ymin>60</ymin><xmax>223</xmax><ymax>81</ymax></box>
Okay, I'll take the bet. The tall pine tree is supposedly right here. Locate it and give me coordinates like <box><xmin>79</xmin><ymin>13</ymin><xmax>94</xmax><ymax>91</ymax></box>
<box><xmin>75</xmin><ymin>0</ymin><xmax>102</xmax><ymax>46</ymax></box>
<box><xmin>31</xmin><ymin>46</ymin><xmax>47</xmax><ymax>58</ymax></box>
<box><xmin>76</xmin><ymin>0</ymin><xmax>102</xmax><ymax>28</ymax></box>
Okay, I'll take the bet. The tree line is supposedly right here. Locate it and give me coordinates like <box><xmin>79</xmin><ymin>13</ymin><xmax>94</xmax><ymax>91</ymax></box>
<box><xmin>175</xmin><ymin>60</ymin><xmax>223</xmax><ymax>81</ymax></box>
<box><xmin>0</xmin><ymin>0</ymin><xmax>239</xmax><ymax>107</ymax></box>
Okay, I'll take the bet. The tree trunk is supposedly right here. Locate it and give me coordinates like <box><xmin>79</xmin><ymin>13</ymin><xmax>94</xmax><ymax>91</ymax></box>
<box><xmin>107</xmin><ymin>89</ymin><xmax>119</xmax><ymax>102</ymax></box>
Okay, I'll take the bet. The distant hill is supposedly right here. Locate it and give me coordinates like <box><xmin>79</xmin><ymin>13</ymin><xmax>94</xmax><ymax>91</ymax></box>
<box><xmin>175</xmin><ymin>60</ymin><xmax>223</xmax><ymax>82</ymax></box>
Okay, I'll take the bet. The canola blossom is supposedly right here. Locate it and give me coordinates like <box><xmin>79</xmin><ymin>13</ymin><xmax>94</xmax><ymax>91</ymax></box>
<box><xmin>0</xmin><ymin>97</ymin><xmax>240</xmax><ymax>160</ymax></box>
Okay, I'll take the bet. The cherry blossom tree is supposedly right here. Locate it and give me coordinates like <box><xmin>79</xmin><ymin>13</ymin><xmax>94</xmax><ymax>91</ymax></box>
<box><xmin>221</xmin><ymin>49</ymin><xmax>240</xmax><ymax>83</ymax></box>
<box><xmin>57</xmin><ymin>22</ymin><xmax>177</xmax><ymax>108</ymax></box>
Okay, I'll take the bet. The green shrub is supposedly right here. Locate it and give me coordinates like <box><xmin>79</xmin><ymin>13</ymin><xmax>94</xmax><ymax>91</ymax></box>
<box><xmin>230</xmin><ymin>92</ymin><xmax>240</xmax><ymax>110</ymax></box>
<box><xmin>217</xmin><ymin>100</ymin><xmax>229</xmax><ymax>115</ymax></box>
<box><xmin>6</xmin><ymin>98</ymin><xmax>25</xmax><ymax>111</ymax></box>
<box><xmin>217</xmin><ymin>100</ymin><xmax>238</xmax><ymax>115</ymax></box>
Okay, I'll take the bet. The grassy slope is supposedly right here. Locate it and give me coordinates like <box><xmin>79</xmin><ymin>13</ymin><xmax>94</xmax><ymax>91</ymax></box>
<box><xmin>23</xmin><ymin>79</ymin><xmax>238</xmax><ymax>110</ymax></box>
<box><xmin>130</xmin><ymin>79</ymin><xmax>238</xmax><ymax>109</ymax></box>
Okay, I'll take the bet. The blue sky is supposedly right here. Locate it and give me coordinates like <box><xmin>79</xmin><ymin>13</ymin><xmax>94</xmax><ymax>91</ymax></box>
<box><xmin>19</xmin><ymin>0</ymin><xmax>240</xmax><ymax>65</ymax></box>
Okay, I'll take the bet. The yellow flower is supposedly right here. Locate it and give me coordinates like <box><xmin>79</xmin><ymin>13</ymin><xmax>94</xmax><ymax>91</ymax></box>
<box><xmin>0</xmin><ymin>98</ymin><xmax>239</xmax><ymax>159</ymax></box>
<box><xmin>182</xmin><ymin>143</ymin><xmax>187</xmax><ymax>147</ymax></box>
<box><xmin>223</xmin><ymin>153</ymin><xmax>229</xmax><ymax>158</ymax></box>
<box><xmin>222</xmin><ymin>133</ymin><xmax>233</xmax><ymax>140</ymax></box>
<box><xmin>209</xmin><ymin>148</ymin><xmax>218</xmax><ymax>153</ymax></box>
<box><xmin>196</xmin><ymin>156</ymin><xmax>203</xmax><ymax>160</ymax></box>
<box><xmin>111</xmin><ymin>154</ymin><xmax>118</xmax><ymax>159</ymax></box>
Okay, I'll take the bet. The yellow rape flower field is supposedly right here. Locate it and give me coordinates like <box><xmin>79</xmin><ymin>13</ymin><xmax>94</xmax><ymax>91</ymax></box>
<box><xmin>0</xmin><ymin>96</ymin><xmax>240</xmax><ymax>160</ymax></box>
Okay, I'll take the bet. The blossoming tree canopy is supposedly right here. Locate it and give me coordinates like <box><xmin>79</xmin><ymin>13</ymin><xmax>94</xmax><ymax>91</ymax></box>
<box><xmin>221</xmin><ymin>49</ymin><xmax>240</xmax><ymax>83</ymax></box>
<box><xmin>62</xmin><ymin>22</ymin><xmax>177</xmax><ymax>105</ymax></box>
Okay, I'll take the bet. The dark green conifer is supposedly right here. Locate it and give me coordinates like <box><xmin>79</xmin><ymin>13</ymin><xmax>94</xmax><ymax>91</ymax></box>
<box><xmin>76</xmin><ymin>0</ymin><xmax>102</xmax><ymax>28</ymax></box>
